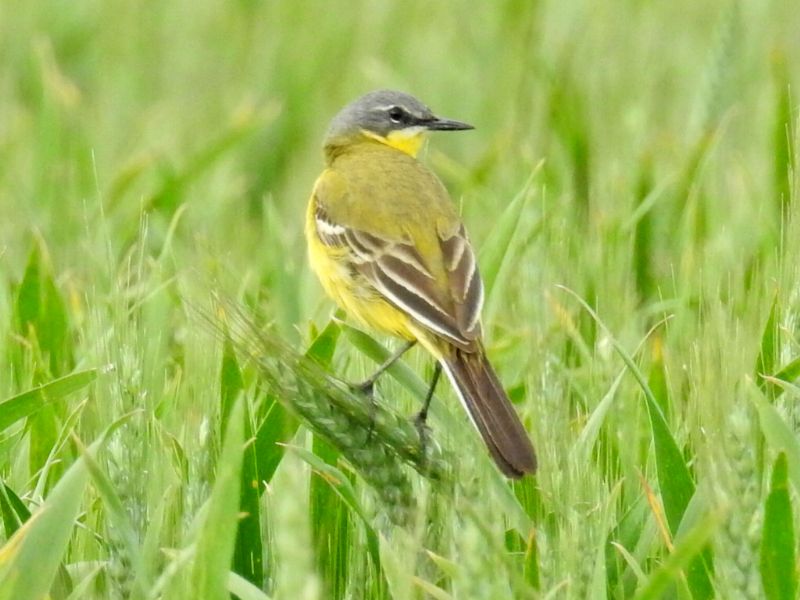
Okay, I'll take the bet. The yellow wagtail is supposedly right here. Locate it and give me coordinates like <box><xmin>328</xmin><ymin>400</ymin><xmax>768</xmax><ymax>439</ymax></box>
<box><xmin>305</xmin><ymin>90</ymin><xmax>537</xmax><ymax>478</ymax></box>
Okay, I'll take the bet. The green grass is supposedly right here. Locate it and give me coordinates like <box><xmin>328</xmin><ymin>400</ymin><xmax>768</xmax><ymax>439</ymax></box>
<box><xmin>1</xmin><ymin>0</ymin><xmax>800</xmax><ymax>598</ymax></box>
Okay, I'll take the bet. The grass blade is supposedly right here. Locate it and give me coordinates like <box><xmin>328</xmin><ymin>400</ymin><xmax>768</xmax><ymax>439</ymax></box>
<box><xmin>189</xmin><ymin>398</ymin><xmax>245</xmax><ymax>600</ymax></box>
<box><xmin>218</xmin><ymin>333</ymin><xmax>264</xmax><ymax>588</ymax></box>
<box><xmin>648</xmin><ymin>334</ymin><xmax>672</xmax><ymax>419</ymax></box>
<box><xmin>306</xmin><ymin>317</ymin><xmax>349</xmax><ymax>598</ymax></box>
<box><xmin>0</xmin><ymin>484</ymin><xmax>30</xmax><ymax>539</ymax></box>
<box><xmin>64</xmin><ymin>565</ymin><xmax>103</xmax><ymax>600</ymax></box>
<box><xmin>771</xmin><ymin>56</ymin><xmax>796</xmax><ymax>222</ymax></box>
<box><xmin>0</xmin><ymin>369</ymin><xmax>97</xmax><ymax>432</ymax></box>
<box><xmin>523</xmin><ymin>529</ymin><xmax>540</xmax><ymax>590</ymax></box>
<box><xmin>12</xmin><ymin>236</ymin><xmax>73</xmax><ymax>380</ymax></box>
<box><xmin>547</xmin><ymin>69</ymin><xmax>591</xmax><ymax>218</ymax></box>
<box><xmin>774</xmin><ymin>358</ymin><xmax>800</xmax><ymax>387</ymax></box>
<box><xmin>754</xmin><ymin>391</ymin><xmax>800</xmax><ymax>492</ymax></box>
<box><xmin>292</xmin><ymin>445</ymin><xmax>384</xmax><ymax>587</ymax></box>
<box><xmin>761</xmin><ymin>357</ymin><xmax>800</xmax><ymax>400</ymax></box>
<box><xmin>0</xmin><ymin>444</ymin><xmax>91</xmax><ymax>600</ymax></box>
<box><xmin>307</xmin><ymin>317</ymin><xmax>342</xmax><ymax>368</ymax></box>
<box><xmin>220</xmin><ymin>332</ymin><xmax>245</xmax><ymax>439</ymax></box>
<box><xmin>310</xmin><ymin>435</ymin><xmax>351</xmax><ymax>600</ymax></box>
<box><xmin>633</xmin><ymin>512</ymin><xmax>721</xmax><ymax>600</ymax></box>
<box><xmin>227</xmin><ymin>572</ymin><xmax>274</xmax><ymax>600</ymax></box>
<box><xmin>756</xmin><ymin>294</ymin><xmax>780</xmax><ymax>396</ymax></box>
<box><xmin>573</xmin><ymin>367</ymin><xmax>625</xmax><ymax>465</ymax></box>
<box><xmin>478</xmin><ymin>165</ymin><xmax>541</xmax><ymax>299</ymax></box>
<box><xmin>760</xmin><ymin>453</ymin><xmax>797</xmax><ymax>600</ymax></box>
<box><xmin>632</xmin><ymin>158</ymin><xmax>656</xmax><ymax>301</ymax></box>
<box><xmin>251</xmin><ymin>396</ymin><xmax>294</xmax><ymax>485</ymax></box>
<box><xmin>234</xmin><ymin>399</ymin><xmax>264</xmax><ymax>588</ymax></box>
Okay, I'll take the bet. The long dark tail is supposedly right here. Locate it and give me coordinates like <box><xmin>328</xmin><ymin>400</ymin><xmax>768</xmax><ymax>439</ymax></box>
<box><xmin>441</xmin><ymin>349</ymin><xmax>537</xmax><ymax>478</ymax></box>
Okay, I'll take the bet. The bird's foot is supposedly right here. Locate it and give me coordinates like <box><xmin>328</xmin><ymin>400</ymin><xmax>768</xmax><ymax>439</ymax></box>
<box><xmin>351</xmin><ymin>377</ymin><xmax>375</xmax><ymax>399</ymax></box>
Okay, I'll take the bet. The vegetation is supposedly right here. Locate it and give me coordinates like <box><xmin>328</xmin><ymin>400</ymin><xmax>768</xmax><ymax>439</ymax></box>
<box><xmin>1</xmin><ymin>1</ymin><xmax>799</xmax><ymax>598</ymax></box>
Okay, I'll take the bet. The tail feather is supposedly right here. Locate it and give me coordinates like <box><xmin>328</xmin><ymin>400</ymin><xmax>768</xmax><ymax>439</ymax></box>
<box><xmin>441</xmin><ymin>349</ymin><xmax>537</xmax><ymax>478</ymax></box>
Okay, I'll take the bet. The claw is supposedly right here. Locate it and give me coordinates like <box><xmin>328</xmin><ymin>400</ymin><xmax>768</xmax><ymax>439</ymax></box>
<box><xmin>352</xmin><ymin>379</ymin><xmax>375</xmax><ymax>399</ymax></box>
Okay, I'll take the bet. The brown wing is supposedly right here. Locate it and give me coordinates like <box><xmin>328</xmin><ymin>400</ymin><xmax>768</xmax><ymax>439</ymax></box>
<box><xmin>314</xmin><ymin>201</ymin><xmax>481</xmax><ymax>349</ymax></box>
<box><xmin>439</xmin><ymin>223</ymin><xmax>484</xmax><ymax>340</ymax></box>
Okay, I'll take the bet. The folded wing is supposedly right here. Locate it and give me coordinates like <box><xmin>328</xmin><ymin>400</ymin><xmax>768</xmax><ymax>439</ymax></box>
<box><xmin>314</xmin><ymin>200</ymin><xmax>484</xmax><ymax>350</ymax></box>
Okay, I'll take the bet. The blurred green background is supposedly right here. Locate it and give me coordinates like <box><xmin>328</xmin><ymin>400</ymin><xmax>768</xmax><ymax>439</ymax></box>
<box><xmin>1</xmin><ymin>0</ymin><xmax>799</xmax><ymax>598</ymax></box>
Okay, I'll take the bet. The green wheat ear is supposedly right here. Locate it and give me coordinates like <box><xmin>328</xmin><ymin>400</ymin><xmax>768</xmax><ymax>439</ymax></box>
<box><xmin>711</xmin><ymin>399</ymin><xmax>763</xmax><ymax>599</ymax></box>
<box><xmin>209</xmin><ymin>302</ymin><xmax>454</xmax><ymax>526</ymax></box>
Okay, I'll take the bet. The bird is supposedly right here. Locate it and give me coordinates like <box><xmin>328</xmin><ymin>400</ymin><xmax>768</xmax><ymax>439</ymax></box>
<box><xmin>305</xmin><ymin>89</ymin><xmax>537</xmax><ymax>478</ymax></box>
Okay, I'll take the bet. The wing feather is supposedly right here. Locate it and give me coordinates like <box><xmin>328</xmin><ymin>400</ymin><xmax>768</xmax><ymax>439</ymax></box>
<box><xmin>314</xmin><ymin>203</ymin><xmax>348</xmax><ymax>247</ymax></box>
<box><xmin>440</xmin><ymin>224</ymin><xmax>484</xmax><ymax>336</ymax></box>
<box><xmin>314</xmin><ymin>199</ymin><xmax>482</xmax><ymax>348</ymax></box>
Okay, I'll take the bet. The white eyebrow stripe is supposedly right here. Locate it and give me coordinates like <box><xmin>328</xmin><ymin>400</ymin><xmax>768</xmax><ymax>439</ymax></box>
<box><xmin>374</xmin><ymin>104</ymin><xmax>403</xmax><ymax>111</ymax></box>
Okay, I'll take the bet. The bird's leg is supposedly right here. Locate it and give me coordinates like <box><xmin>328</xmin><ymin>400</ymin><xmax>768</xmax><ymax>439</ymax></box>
<box><xmin>414</xmin><ymin>361</ymin><xmax>442</xmax><ymax>462</ymax></box>
<box><xmin>353</xmin><ymin>339</ymin><xmax>416</xmax><ymax>444</ymax></box>
<box><xmin>354</xmin><ymin>339</ymin><xmax>416</xmax><ymax>397</ymax></box>
<box><xmin>416</xmin><ymin>361</ymin><xmax>442</xmax><ymax>425</ymax></box>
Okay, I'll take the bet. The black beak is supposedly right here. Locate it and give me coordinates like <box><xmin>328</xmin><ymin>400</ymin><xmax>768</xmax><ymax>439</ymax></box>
<box><xmin>425</xmin><ymin>116</ymin><xmax>474</xmax><ymax>131</ymax></box>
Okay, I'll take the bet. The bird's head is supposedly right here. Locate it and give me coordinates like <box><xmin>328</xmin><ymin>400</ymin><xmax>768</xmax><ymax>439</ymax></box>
<box><xmin>324</xmin><ymin>89</ymin><xmax>473</xmax><ymax>158</ymax></box>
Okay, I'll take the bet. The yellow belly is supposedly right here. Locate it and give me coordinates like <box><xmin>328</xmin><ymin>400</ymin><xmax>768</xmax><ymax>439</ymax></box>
<box><xmin>305</xmin><ymin>200</ymin><xmax>417</xmax><ymax>341</ymax></box>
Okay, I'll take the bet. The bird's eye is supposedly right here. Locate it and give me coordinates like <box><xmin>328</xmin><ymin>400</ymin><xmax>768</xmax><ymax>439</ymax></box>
<box><xmin>388</xmin><ymin>106</ymin><xmax>405</xmax><ymax>123</ymax></box>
